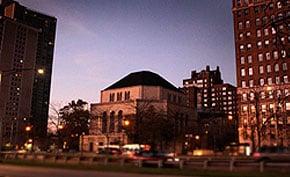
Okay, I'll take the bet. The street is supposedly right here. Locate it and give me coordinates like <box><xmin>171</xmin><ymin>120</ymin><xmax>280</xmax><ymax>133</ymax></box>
<box><xmin>0</xmin><ymin>164</ymin><xmax>184</xmax><ymax>177</ymax></box>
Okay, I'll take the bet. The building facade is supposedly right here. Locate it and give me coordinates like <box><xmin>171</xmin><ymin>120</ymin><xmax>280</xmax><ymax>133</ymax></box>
<box><xmin>183</xmin><ymin>66</ymin><xmax>238</xmax><ymax>150</ymax></box>
<box><xmin>83</xmin><ymin>71</ymin><xmax>196</xmax><ymax>153</ymax></box>
<box><xmin>232</xmin><ymin>0</ymin><xmax>290</xmax><ymax>150</ymax></box>
<box><xmin>0</xmin><ymin>0</ymin><xmax>56</xmax><ymax>150</ymax></box>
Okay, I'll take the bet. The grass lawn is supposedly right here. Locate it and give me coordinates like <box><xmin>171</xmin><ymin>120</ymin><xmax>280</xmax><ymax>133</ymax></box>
<box><xmin>1</xmin><ymin>159</ymin><xmax>290</xmax><ymax>177</ymax></box>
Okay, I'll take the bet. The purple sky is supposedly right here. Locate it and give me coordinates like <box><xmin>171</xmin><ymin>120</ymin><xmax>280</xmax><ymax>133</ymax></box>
<box><xmin>18</xmin><ymin>0</ymin><xmax>236</xmax><ymax>105</ymax></box>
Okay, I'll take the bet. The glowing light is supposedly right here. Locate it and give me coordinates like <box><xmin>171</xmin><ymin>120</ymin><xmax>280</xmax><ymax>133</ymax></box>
<box><xmin>25</xmin><ymin>126</ymin><xmax>32</xmax><ymax>132</ymax></box>
<box><xmin>124</xmin><ymin>120</ymin><xmax>130</xmax><ymax>126</ymax></box>
<box><xmin>58</xmin><ymin>124</ymin><xmax>64</xmax><ymax>130</ymax></box>
<box><xmin>37</xmin><ymin>68</ymin><xmax>45</xmax><ymax>75</ymax></box>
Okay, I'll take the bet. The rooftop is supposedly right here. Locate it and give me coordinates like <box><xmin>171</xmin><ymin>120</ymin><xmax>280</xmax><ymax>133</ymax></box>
<box><xmin>104</xmin><ymin>71</ymin><xmax>179</xmax><ymax>92</ymax></box>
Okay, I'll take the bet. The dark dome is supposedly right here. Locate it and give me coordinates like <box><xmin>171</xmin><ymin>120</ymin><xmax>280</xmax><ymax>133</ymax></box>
<box><xmin>104</xmin><ymin>71</ymin><xmax>179</xmax><ymax>92</ymax></box>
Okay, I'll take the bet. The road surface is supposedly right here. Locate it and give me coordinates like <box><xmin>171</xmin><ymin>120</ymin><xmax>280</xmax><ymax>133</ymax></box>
<box><xmin>0</xmin><ymin>164</ymin><xmax>184</xmax><ymax>177</ymax></box>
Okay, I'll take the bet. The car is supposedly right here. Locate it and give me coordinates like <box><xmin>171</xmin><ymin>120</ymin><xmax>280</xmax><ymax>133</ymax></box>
<box><xmin>97</xmin><ymin>147</ymin><xmax>122</xmax><ymax>155</ymax></box>
<box><xmin>253</xmin><ymin>146</ymin><xmax>290</xmax><ymax>162</ymax></box>
<box><xmin>133</xmin><ymin>151</ymin><xmax>179</xmax><ymax>162</ymax></box>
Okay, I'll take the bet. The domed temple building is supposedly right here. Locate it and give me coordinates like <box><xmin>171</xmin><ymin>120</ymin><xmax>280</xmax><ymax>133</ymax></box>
<box><xmin>81</xmin><ymin>71</ymin><xmax>197</xmax><ymax>153</ymax></box>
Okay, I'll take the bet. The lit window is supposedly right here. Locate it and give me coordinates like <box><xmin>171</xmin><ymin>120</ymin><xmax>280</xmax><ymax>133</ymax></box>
<box><xmin>258</xmin><ymin>53</ymin><xmax>263</xmax><ymax>61</ymax></box>
<box><xmin>273</xmin><ymin>51</ymin><xmax>278</xmax><ymax>59</ymax></box>
<box><xmin>256</xmin><ymin>18</ymin><xmax>261</xmax><ymax>26</ymax></box>
<box><xmin>265</xmin><ymin>40</ymin><xmax>269</xmax><ymax>46</ymax></box>
<box><xmin>266</xmin><ymin>52</ymin><xmax>271</xmax><ymax>60</ymax></box>
<box><xmin>246</xmin><ymin>20</ymin><xmax>250</xmax><ymax>28</ymax></box>
<box><xmin>264</xmin><ymin>28</ymin><xmax>269</xmax><ymax>36</ymax></box>
<box><xmin>257</xmin><ymin>41</ymin><xmax>262</xmax><ymax>49</ymax></box>
<box><xmin>262</xmin><ymin>104</ymin><xmax>267</xmax><ymax>112</ymax></box>
<box><xmin>241</xmin><ymin>68</ymin><xmax>246</xmax><ymax>76</ymax></box>
<box><xmin>239</xmin><ymin>33</ymin><xmax>243</xmax><ymax>39</ymax></box>
<box><xmin>257</xmin><ymin>29</ymin><xmax>261</xmax><ymax>37</ymax></box>
<box><xmin>250</xmin><ymin>92</ymin><xmax>254</xmax><ymax>100</ymax></box>
<box><xmin>272</xmin><ymin>27</ymin><xmax>276</xmax><ymax>34</ymax></box>
<box><xmin>281</xmin><ymin>50</ymin><xmax>286</xmax><ymax>58</ymax></box>
<box><xmin>247</xmin><ymin>43</ymin><xmax>252</xmax><ymax>50</ymax></box>
<box><xmin>267</xmin><ymin>65</ymin><xmax>271</xmax><ymax>73</ymax></box>
<box><xmin>274</xmin><ymin>64</ymin><xmax>279</xmax><ymax>72</ymax></box>
<box><xmin>284</xmin><ymin>75</ymin><xmax>289</xmax><ymax>83</ymax></box>
<box><xmin>277</xmin><ymin>1</ymin><xmax>282</xmax><ymax>8</ymax></box>
<box><xmin>242</xmin><ymin>105</ymin><xmax>248</xmax><ymax>112</ymax></box>
<box><xmin>240</xmin><ymin>45</ymin><xmax>244</xmax><ymax>51</ymax></box>
<box><xmin>268</xmin><ymin>77</ymin><xmax>273</xmax><ymax>85</ymax></box>
<box><xmin>238</xmin><ymin>22</ymin><xmax>243</xmax><ymax>29</ymax></box>
<box><xmin>242</xmin><ymin>93</ymin><xmax>247</xmax><ymax>101</ymax></box>
<box><xmin>248</xmin><ymin>67</ymin><xmax>253</xmax><ymax>76</ymax></box>
<box><xmin>261</xmin><ymin>91</ymin><xmax>266</xmax><ymax>99</ymax></box>
<box><xmin>259</xmin><ymin>66</ymin><xmax>264</xmax><ymax>74</ymax></box>
<box><xmin>249</xmin><ymin>80</ymin><xmax>254</xmax><ymax>87</ymax></box>
<box><xmin>241</xmin><ymin>56</ymin><xmax>245</xmax><ymax>64</ymax></box>
<box><xmin>276</xmin><ymin>76</ymin><xmax>280</xmax><ymax>84</ymax></box>
<box><xmin>286</xmin><ymin>103</ymin><xmax>290</xmax><ymax>111</ymax></box>
<box><xmin>260</xmin><ymin>78</ymin><xmax>265</xmax><ymax>86</ymax></box>
<box><xmin>282</xmin><ymin>63</ymin><xmax>287</xmax><ymax>71</ymax></box>
<box><xmin>247</xmin><ymin>55</ymin><xmax>252</xmax><ymax>63</ymax></box>
<box><xmin>246</xmin><ymin>32</ymin><xmax>251</xmax><ymax>37</ymax></box>
<box><xmin>242</xmin><ymin>81</ymin><xmax>246</xmax><ymax>88</ymax></box>
<box><xmin>279</xmin><ymin>25</ymin><xmax>284</xmax><ymax>30</ymax></box>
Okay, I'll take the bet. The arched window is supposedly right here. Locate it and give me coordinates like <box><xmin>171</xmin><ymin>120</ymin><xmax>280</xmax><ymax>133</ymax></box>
<box><xmin>109</xmin><ymin>111</ymin><xmax>115</xmax><ymax>132</ymax></box>
<box><xmin>102</xmin><ymin>112</ymin><xmax>107</xmax><ymax>133</ymax></box>
<box><xmin>117</xmin><ymin>110</ymin><xmax>123</xmax><ymax>133</ymax></box>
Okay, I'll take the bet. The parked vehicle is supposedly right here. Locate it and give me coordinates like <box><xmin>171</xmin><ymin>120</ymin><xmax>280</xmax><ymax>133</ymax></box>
<box><xmin>132</xmin><ymin>151</ymin><xmax>179</xmax><ymax>162</ymax></box>
<box><xmin>253</xmin><ymin>146</ymin><xmax>290</xmax><ymax>162</ymax></box>
<box><xmin>97</xmin><ymin>145</ymin><xmax>122</xmax><ymax>155</ymax></box>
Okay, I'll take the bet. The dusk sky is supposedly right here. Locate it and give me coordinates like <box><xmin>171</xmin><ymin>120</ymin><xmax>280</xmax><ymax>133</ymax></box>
<box><xmin>18</xmin><ymin>0</ymin><xmax>236</xmax><ymax>106</ymax></box>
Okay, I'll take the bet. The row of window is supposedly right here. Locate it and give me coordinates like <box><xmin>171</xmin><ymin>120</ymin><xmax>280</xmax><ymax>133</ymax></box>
<box><xmin>236</xmin><ymin>1</ymin><xmax>283</xmax><ymax>12</ymax></box>
<box><xmin>238</xmin><ymin>11</ymin><xmax>287</xmax><ymax>30</ymax></box>
<box><xmin>239</xmin><ymin>38</ymin><xmax>288</xmax><ymax>52</ymax></box>
<box><xmin>241</xmin><ymin>63</ymin><xmax>288</xmax><ymax>77</ymax></box>
<box><xmin>241</xmin><ymin>102</ymin><xmax>290</xmax><ymax>114</ymax></box>
<box><xmin>109</xmin><ymin>91</ymin><xmax>130</xmax><ymax>102</ymax></box>
<box><xmin>240</xmin><ymin>50</ymin><xmax>285</xmax><ymax>64</ymax></box>
<box><xmin>239</xmin><ymin>27</ymin><xmax>279</xmax><ymax>40</ymax></box>
<box><xmin>241</xmin><ymin>75</ymin><xmax>289</xmax><ymax>88</ymax></box>
<box><xmin>241</xmin><ymin>89</ymin><xmax>289</xmax><ymax>102</ymax></box>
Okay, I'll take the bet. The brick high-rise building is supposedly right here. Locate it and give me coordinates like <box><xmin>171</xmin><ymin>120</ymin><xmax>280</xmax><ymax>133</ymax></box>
<box><xmin>232</xmin><ymin>0</ymin><xmax>290</xmax><ymax>150</ymax></box>
<box><xmin>0</xmin><ymin>0</ymin><xmax>56</xmax><ymax>150</ymax></box>
<box><xmin>183</xmin><ymin>66</ymin><xmax>238</xmax><ymax>150</ymax></box>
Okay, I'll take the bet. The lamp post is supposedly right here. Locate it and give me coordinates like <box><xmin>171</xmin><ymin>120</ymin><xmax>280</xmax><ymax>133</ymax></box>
<box><xmin>25</xmin><ymin>125</ymin><xmax>33</xmax><ymax>151</ymax></box>
<box><xmin>122</xmin><ymin>119</ymin><xmax>130</xmax><ymax>145</ymax></box>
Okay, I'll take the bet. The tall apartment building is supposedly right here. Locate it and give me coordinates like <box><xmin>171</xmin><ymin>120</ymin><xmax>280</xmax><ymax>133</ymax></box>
<box><xmin>232</xmin><ymin>0</ymin><xmax>290</xmax><ymax>150</ymax></box>
<box><xmin>0</xmin><ymin>0</ymin><xmax>56</xmax><ymax>149</ymax></box>
<box><xmin>183</xmin><ymin>66</ymin><xmax>237</xmax><ymax>150</ymax></box>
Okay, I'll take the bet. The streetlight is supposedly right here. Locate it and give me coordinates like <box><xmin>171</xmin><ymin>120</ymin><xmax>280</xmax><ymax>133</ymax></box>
<box><xmin>25</xmin><ymin>125</ymin><xmax>33</xmax><ymax>151</ymax></box>
<box><xmin>122</xmin><ymin>119</ymin><xmax>130</xmax><ymax>145</ymax></box>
